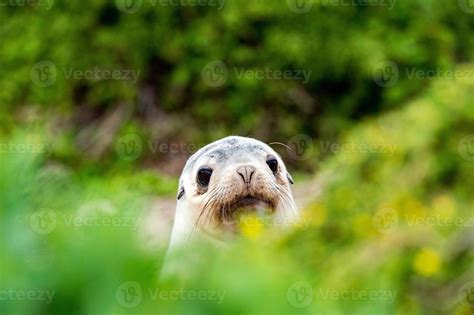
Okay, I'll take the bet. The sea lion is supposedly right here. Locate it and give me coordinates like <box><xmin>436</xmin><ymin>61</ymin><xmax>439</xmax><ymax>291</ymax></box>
<box><xmin>167</xmin><ymin>136</ymin><xmax>299</xmax><ymax>249</ymax></box>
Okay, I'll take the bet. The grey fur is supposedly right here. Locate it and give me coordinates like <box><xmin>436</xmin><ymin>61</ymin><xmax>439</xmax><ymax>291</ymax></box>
<box><xmin>177</xmin><ymin>136</ymin><xmax>282</xmax><ymax>198</ymax></box>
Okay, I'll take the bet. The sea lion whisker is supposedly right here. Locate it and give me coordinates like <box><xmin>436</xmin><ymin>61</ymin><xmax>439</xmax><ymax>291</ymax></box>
<box><xmin>269</xmin><ymin>141</ymin><xmax>292</xmax><ymax>151</ymax></box>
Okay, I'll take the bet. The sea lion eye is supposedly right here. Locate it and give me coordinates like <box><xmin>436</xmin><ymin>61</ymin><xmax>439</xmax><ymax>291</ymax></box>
<box><xmin>266</xmin><ymin>157</ymin><xmax>278</xmax><ymax>173</ymax></box>
<box><xmin>197</xmin><ymin>167</ymin><xmax>213</xmax><ymax>186</ymax></box>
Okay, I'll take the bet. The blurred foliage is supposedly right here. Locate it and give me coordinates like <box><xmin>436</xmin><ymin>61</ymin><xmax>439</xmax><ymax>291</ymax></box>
<box><xmin>1</xmin><ymin>0</ymin><xmax>474</xmax><ymax>170</ymax></box>
<box><xmin>1</xmin><ymin>69</ymin><xmax>473</xmax><ymax>314</ymax></box>
<box><xmin>1</xmin><ymin>1</ymin><xmax>473</xmax><ymax>314</ymax></box>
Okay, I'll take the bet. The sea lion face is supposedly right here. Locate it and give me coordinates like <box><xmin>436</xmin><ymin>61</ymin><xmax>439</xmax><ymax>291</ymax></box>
<box><xmin>176</xmin><ymin>136</ymin><xmax>297</xmax><ymax>236</ymax></box>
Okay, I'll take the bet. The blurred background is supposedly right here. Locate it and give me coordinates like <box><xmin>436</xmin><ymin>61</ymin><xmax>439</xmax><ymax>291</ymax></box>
<box><xmin>1</xmin><ymin>0</ymin><xmax>473</xmax><ymax>314</ymax></box>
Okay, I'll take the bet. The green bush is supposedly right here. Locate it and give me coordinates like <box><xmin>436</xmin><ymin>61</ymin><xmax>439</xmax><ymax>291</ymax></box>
<box><xmin>1</xmin><ymin>69</ymin><xmax>472</xmax><ymax>315</ymax></box>
<box><xmin>1</xmin><ymin>0</ymin><xmax>473</xmax><ymax>167</ymax></box>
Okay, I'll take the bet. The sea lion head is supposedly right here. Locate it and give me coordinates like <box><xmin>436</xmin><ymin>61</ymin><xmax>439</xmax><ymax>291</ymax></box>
<box><xmin>173</xmin><ymin>136</ymin><xmax>298</xmax><ymax>240</ymax></box>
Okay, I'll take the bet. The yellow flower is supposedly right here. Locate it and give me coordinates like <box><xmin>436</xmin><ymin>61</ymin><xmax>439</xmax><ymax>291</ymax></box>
<box><xmin>413</xmin><ymin>248</ymin><xmax>441</xmax><ymax>277</ymax></box>
<box><xmin>403</xmin><ymin>198</ymin><xmax>427</xmax><ymax>219</ymax></box>
<box><xmin>353</xmin><ymin>213</ymin><xmax>375</xmax><ymax>238</ymax></box>
<box><xmin>432</xmin><ymin>194</ymin><xmax>456</xmax><ymax>219</ymax></box>
<box><xmin>239</xmin><ymin>214</ymin><xmax>264</xmax><ymax>239</ymax></box>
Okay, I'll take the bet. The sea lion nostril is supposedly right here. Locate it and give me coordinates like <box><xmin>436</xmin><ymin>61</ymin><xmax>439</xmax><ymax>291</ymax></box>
<box><xmin>236</xmin><ymin>165</ymin><xmax>256</xmax><ymax>184</ymax></box>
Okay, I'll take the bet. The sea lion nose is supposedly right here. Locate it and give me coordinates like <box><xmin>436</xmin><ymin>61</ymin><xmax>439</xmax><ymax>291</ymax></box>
<box><xmin>236</xmin><ymin>165</ymin><xmax>256</xmax><ymax>185</ymax></box>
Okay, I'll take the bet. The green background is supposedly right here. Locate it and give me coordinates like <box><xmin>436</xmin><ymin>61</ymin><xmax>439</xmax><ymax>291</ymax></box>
<box><xmin>1</xmin><ymin>0</ymin><xmax>473</xmax><ymax>314</ymax></box>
